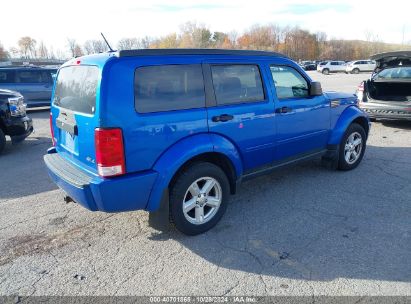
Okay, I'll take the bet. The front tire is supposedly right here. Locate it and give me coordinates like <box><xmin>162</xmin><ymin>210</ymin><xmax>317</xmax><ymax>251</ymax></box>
<box><xmin>352</xmin><ymin>68</ymin><xmax>360</xmax><ymax>74</ymax></box>
<box><xmin>170</xmin><ymin>162</ymin><xmax>230</xmax><ymax>235</ymax></box>
<box><xmin>338</xmin><ymin>123</ymin><xmax>366</xmax><ymax>170</ymax></box>
<box><xmin>322</xmin><ymin>68</ymin><xmax>330</xmax><ymax>75</ymax></box>
<box><xmin>0</xmin><ymin>129</ymin><xmax>6</xmax><ymax>154</ymax></box>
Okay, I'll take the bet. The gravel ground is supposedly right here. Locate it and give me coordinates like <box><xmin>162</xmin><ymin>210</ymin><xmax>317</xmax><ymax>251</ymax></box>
<box><xmin>0</xmin><ymin>73</ymin><xmax>410</xmax><ymax>296</ymax></box>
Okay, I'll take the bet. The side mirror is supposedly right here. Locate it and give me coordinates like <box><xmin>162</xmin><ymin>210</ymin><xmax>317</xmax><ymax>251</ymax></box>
<box><xmin>310</xmin><ymin>81</ymin><xmax>323</xmax><ymax>96</ymax></box>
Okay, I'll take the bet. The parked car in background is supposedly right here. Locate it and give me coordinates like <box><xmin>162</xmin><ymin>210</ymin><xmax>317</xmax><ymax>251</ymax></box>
<box><xmin>346</xmin><ymin>60</ymin><xmax>376</xmax><ymax>74</ymax></box>
<box><xmin>317</xmin><ymin>61</ymin><xmax>346</xmax><ymax>74</ymax></box>
<box><xmin>317</xmin><ymin>61</ymin><xmax>328</xmax><ymax>71</ymax></box>
<box><xmin>44</xmin><ymin>49</ymin><xmax>369</xmax><ymax>235</ymax></box>
<box><xmin>301</xmin><ymin>61</ymin><xmax>317</xmax><ymax>71</ymax></box>
<box><xmin>357</xmin><ymin>51</ymin><xmax>411</xmax><ymax>121</ymax></box>
<box><xmin>0</xmin><ymin>89</ymin><xmax>33</xmax><ymax>153</ymax></box>
<box><xmin>0</xmin><ymin>67</ymin><xmax>57</xmax><ymax>108</ymax></box>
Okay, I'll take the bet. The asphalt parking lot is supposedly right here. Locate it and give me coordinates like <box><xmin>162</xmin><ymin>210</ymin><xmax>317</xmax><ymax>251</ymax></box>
<box><xmin>307</xmin><ymin>71</ymin><xmax>366</xmax><ymax>93</ymax></box>
<box><xmin>0</xmin><ymin>72</ymin><xmax>410</xmax><ymax>297</ymax></box>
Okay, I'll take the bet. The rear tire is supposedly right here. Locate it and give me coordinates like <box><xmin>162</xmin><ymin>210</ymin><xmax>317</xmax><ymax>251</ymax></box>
<box><xmin>338</xmin><ymin>123</ymin><xmax>366</xmax><ymax>171</ymax></box>
<box><xmin>169</xmin><ymin>162</ymin><xmax>230</xmax><ymax>235</ymax></box>
<box><xmin>322</xmin><ymin>68</ymin><xmax>330</xmax><ymax>75</ymax></box>
<box><xmin>0</xmin><ymin>129</ymin><xmax>6</xmax><ymax>154</ymax></box>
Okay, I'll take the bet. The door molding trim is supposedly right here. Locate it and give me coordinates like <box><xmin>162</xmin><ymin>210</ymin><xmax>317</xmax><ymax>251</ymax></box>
<box><xmin>242</xmin><ymin>148</ymin><xmax>327</xmax><ymax>181</ymax></box>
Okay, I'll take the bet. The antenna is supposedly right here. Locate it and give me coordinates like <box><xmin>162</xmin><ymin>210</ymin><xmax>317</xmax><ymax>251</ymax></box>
<box><xmin>101</xmin><ymin>32</ymin><xmax>115</xmax><ymax>52</ymax></box>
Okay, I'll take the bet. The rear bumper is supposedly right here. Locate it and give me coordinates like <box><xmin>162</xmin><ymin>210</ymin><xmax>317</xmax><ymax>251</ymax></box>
<box><xmin>44</xmin><ymin>152</ymin><xmax>158</xmax><ymax>212</ymax></box>
<box><xmin>359</xmin><ymin>102</ymin><xmax>411</xmax><ymax>120</ymax></box>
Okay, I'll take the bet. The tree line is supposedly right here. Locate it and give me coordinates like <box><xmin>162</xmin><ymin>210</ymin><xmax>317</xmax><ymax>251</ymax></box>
<box><xmin>1</xmin><ymin>22</ymin><xmax>410</xmax><ymax>61</ymax></box>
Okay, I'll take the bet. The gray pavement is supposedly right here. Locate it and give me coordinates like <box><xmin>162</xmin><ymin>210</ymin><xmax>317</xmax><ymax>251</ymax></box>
<box><xmin>0</xmin><ymin>73</ymin><xmax>410</xmax><ymax>296</ymax></box>
<box><xmin>307</xmin><ymin>70</ymin><xmax>370</xmax><ymax>93</ymax></box>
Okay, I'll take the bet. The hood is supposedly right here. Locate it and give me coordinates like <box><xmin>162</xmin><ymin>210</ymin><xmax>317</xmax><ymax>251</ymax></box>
<box><xmin>324</xmin><ymin>91</ymin><xmax>356</xmax><ymax>99</ymax></box>
<box><xmin>0</xmin><ymin>89</ymin><xmax>22</xmax><ymax>97</ymax></box>
<box><xmin>370</xmin><ymin>51</ymin><xmax>411</xmax><ymax>71</ymax></box>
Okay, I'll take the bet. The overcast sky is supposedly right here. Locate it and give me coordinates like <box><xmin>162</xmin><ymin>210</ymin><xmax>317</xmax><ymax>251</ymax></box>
<box><xmin>1</xmin><ymin>0</ymin><xmax>410</xmax><ymax>53</ymax></box>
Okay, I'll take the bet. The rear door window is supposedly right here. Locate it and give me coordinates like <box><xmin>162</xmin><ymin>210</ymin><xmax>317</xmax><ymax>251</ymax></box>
<box><xmin>0</xmin><ymin>70</ymin><xmax>15</xmax><ymax>83</ymax></box>
<box><xmin>41</xmin><ymin>70</ymin><xmax>53</xmax><ymax>84</ymax></box>
<box><xmin>16</xmin><ymin>70</ymin><xmax>44</xmax><ymax>83</ymax></box>
<box><xmin>53</xmin><ymin>65</ymin><xmax>99</xmax><ymax>115</ymax></box>
<box><xmin>134</xmin><ymin>64</ymin><xmax>205</xmax><ymax>113</ymax></box>
<box><xmin>270</xmin><ymin>65</ymin><xmax>309</xmax><ymax>99</ymax></box>
<box><xmin>210</xmin><ymin>64</ymin><xmax>265</xmax><ymax>105</ymax></box>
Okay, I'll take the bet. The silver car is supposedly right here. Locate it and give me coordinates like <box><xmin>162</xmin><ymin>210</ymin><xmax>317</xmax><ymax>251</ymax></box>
<box><xmin>346</xmin><ymin>60</ymin><xmax>376</xmax><ymax>74</ymax></box>
<box><xmin>357</xmin><ymin>51</ymin><xmax>411</xmax><ymax>121</ymax></box>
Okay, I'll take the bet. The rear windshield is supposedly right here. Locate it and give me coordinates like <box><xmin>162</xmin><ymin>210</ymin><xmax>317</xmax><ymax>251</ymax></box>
<box><xmin>53</xmin><ymin>65</ymin><xmax>99</xmax><ymax>114</ymax></box>
<box><xmin>374</xmin><ymin>67</ymin><xmax>411</xmax><ymax>80</ymax></box>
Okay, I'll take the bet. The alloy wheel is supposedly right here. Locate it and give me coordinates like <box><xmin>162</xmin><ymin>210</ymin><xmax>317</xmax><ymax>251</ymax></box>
<box><xmin>344</xmin><ymin>132</ymin><xmax>363</xmax><ymax>164</ymax></box>
<box><xmin>182</xmin><ymin>177</ymin><xmax>222</xmax><ymax>225</ymax></box>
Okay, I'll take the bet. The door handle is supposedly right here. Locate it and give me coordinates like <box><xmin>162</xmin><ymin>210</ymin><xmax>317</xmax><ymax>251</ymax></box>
<box><xmin>275</xmin><ymin>107</ymin><xmax>293</xmax><ymax>114</ymax></box>
<box><xmin>212</xmin><ymin>114</ymin><xmax>234</xmax><ymax>122</ymax></box>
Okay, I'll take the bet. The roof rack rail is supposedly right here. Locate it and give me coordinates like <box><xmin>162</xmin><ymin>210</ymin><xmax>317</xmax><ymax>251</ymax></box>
<box><xmin>0</xmin><ymin>65</ymin><xmax>52</xmax><ymax>69</ymax></box>
<box><xmin>118</xmin><ymin>48</ymin><xmax>287</xmax><ymax>58</ymax></box>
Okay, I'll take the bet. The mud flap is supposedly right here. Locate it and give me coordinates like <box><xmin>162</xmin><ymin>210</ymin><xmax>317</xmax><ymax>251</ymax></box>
<box><xmin>321</xmin><ymin>145</ymin><xmax>339</xmax><ymax>170</ymax></box>
<box><xmin>148</xmin><ymin>189</ymin><xmax>170</xmax><ymax>232</ymax></box>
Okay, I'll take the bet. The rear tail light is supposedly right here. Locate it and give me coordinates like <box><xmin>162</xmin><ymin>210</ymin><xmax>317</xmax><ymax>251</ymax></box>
<box><xmin>95</xmin><ymin>128</ymin><xmax>125</xmax><ymax>177</ymax></box>
<box><xmin>50</xmin><ymin>112</ymin><xmax>56</xmax><ymax>146</ymax></box>
<box><xmin>356</xmin><ymin>82</ymin><xmax>365</xmax><ymax>104</ymax></box>
<box><xmin>357</xmin><ymin>82</ymin><xmax>364</xmax><ymax>92</ymax></box>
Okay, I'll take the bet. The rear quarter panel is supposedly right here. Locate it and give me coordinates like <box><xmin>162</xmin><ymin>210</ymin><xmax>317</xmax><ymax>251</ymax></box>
<box><xmin>146</xmin><ymin>133</ymin><xmax>243</xmax><ymax>211</ymax></box>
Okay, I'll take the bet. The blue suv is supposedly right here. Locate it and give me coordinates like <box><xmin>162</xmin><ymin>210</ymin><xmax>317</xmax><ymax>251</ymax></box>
<box><xmin>0</xmin><ymin>67</ymin><xmax>57</xmax><ymax>108</ymax></box>
<box><xmin>44</xmin><ymin>49</ymin><xmax>370</xmax><ymax>235</ymax></box>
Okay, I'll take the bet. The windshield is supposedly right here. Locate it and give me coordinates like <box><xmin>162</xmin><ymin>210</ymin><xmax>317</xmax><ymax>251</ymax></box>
<box><xmin>53</xmin><ymin>65</ymin><xmax>99</xmax><ymax>114</ymax></box>
<box><xmin>374</xmin><ymin>67</ymin><xmax>411</xmax><ymax>80</ymax></box>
